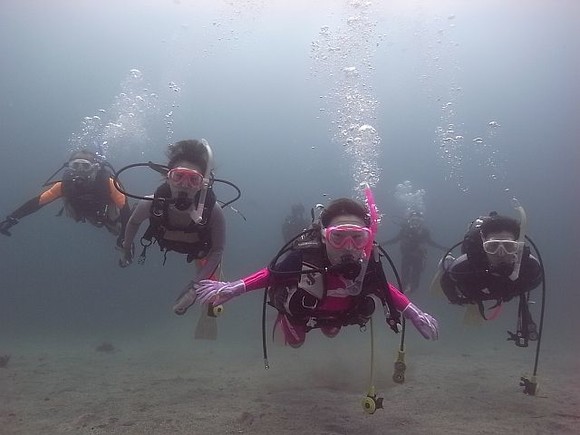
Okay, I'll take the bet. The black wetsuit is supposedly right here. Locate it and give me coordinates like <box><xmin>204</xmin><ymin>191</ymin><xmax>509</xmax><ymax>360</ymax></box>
<box><xmin>440</xmin><ymin>253</ymin><xmax>542</xmax><ymax>306</ymax></box>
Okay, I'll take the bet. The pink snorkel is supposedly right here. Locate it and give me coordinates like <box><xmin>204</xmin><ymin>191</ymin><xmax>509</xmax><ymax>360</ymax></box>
<box><xmin>363</xmin><ymin>182</ymin><xmax>379</xmax><ymax>259</ymax></box>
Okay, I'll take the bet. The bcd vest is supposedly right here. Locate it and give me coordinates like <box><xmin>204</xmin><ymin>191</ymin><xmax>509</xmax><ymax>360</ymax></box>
<box><xmin>268</xmin><ymin>239</ymin><xmax>400</xmax><ymax>330</ymax></box>
<box><xmin>142</xmin><ymin>183</ymin><xmax>216</xmax><ymax>261</ymax></box>
<box><xmin>61</xmin><ymin>168</ymin><xmax>112</xmax><ymax>224</ymax></box>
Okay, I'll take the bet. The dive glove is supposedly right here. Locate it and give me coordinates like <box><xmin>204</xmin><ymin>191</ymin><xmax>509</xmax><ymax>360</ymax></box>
<box><xmin>0</xmin><ymin>216</ymin><xmax>18</xmax><ymax>236</ymax></box>
<box><xmin>196</xmin><ymin>279</ymin><xmax>246</xmax><ymax>305</ymax></box>
<box><xmin>402</xmin><ymin>303</ymin><xmax>439</xmax><ymax>340</ymax></box>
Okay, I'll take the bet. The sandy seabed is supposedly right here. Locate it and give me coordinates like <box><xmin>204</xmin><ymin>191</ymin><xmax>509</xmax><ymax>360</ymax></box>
<box><xmin>1</xmin><ymin>315</ymin><xmax>579</xmax><ymax>435</ymax></box>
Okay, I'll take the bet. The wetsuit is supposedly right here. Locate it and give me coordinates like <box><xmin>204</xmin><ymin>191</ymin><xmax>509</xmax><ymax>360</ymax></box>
<box><xmin>238</xmin><ymin>250</ymin><xmax>410</xmax><ymax>326</ymax></box>
<box><xmin>7</xmin><ymin>176</ymin><xmax>130</xmax><ymax>239</ymax></box>
<box><xmin>440</xmin><ymin>253</ymin><xmax>542</xmax><ymax>306</ymax></box>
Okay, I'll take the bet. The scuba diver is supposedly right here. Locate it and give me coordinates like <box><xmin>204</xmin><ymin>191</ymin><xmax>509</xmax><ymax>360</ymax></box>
<box><xmin>438</xmin><ymin>208</ymin><xmax>543</xmax><ymax>345</ymax></box>
<box><xmin>115</xmin><ymin>138</ymin><xmax>241</xmax><ymax>338</ymax></box>
<box><xmin>173</xmin><ymin>193</ymin><xmax>439</xmax><ymax>348</ymax></box>
<box><xmin>282</xmin><ymin>203</ymin><xmax>309</xmax><ymax>243</ymax></box>
<box><xmin>382</xmin><ymin>210</ymin><xmax>448</xmax><ymax>293</ymax></box>
<box><xmin>436</xmin><ymin>203</ymin><xmax>546</xmax><ymax>395</ymax></box>
<box><xmin>0</xmin><ymin>149</ymin><xmax>131</xmax><ymax>246</ymax></box>
<box><xmin>118</xmin><ymin>139</ymin><xmax>225</xmax><ymax>283</ymax></box>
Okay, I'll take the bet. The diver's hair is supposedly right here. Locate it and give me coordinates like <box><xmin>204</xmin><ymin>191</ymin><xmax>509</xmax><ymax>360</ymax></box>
<box><xmin>166</xmin><ymin>139</ymin><xmax>208</xmax><ymax>172</ymax></box>
<box><xmin>480</xmin><ymin>213</ymin><xmax>520</xmax><ymax>239</ymax></box>
<box><xmin>69</xmin><ymin>148</ymin><xmax>99</xmax><ymax>163</ymax></box>
<box><xmin>320</xmin><ymin>198</ymin><xmax>370</xmax><ymax>228</ymax></box>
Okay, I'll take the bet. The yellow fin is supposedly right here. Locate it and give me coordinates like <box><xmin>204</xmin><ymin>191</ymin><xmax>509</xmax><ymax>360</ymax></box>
<box><xmin>463</xmin><ymin>304</ymin><xmax>483</xmax><ymax>327</ymax></box>
<box><xmin>194</xmin><ymin>307</ymin><xmax>218</xmax><ymax>340</ymax></box>
<box><xmin>429</xmin><ymin>268</ymin><xmax>445</xmax><ymax>298</ymax></box>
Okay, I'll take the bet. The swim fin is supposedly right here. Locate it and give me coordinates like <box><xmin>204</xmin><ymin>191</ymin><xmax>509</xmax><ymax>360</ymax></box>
<box><xmin>462</xmin><ymin>304</ymin><xmax>483</xmax><ymax>327</ymax></box>
<box><xmin>193</xmin><ymin>261</ymin><xmax>224</xmax><ymax>340</ymax></box>
<box><xmin>430</xmin><ymin>255</ymin><xmax>455</xmax><ymax>298</ymax></box>
<box><xmin>194</xmin><ymin>304</ymin><xmax>218</xmax><ymax>340</ymax></box>
<box><xmin>429</xmin><ymin>267</ymin><xmax>445</xmax><ymax>297</ymax></box>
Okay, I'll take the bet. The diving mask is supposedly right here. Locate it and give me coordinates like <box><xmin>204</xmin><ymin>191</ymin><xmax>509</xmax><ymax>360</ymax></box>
<box><xmin>482</xmin><ymin>239</ymin><xmax>520</xmax><ymax>255</ymax></box>
<box><xmin>323</xmin><ymin>224</ymin><xmax>371</xmax><ymax>250</ymax></box>
<box><xmin>69</xmin><ymin>158</ymin><xmax>98</xmax><ymax>173</ymax></box>
<box><xmin>167</xmin><ymin>167</ymin><xmax>204</xmax><ymax>190</ymax></box>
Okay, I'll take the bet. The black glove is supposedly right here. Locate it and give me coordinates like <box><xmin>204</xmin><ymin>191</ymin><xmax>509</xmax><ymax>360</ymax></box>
<box><xmin>0</xmin><ymin>216</ymin><xmax>18</xmax><ymax>236</ymax></box>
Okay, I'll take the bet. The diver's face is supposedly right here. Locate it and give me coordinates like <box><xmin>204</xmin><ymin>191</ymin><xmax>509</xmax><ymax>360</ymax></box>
<box><xmin>322</xmin><ymin>214</ymin><xmax>368</xmax><ymax>266</ymax></box>
<box><xmin>483</xmin><ymin>230</ymin><xmax>518</xmax><ymax>269</ymax></box>
<box><xmin>167</xmin><ymin>161</ymin><xmax>204</xmax><ymax>195</ymax></box>
<box><xmin>409</xmin><ymin>216</ymin><xmax>422</xmax><ymax>230</ymax></box>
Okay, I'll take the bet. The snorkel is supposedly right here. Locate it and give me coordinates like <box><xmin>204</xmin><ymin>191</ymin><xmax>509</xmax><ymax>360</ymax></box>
<box><xmin>509</xmin><ymin>197</ymin><xmax>527</xmax><ymax>281</ymax></box>
<box><xmin>363</xmin><ymin>182</ymin><xmax>379</xmax><ymax>259</ymax></box>
<box><xmin>189</xmin><ymin>138</ymin><xmax>214</xmax><ymax>224</ymax></box>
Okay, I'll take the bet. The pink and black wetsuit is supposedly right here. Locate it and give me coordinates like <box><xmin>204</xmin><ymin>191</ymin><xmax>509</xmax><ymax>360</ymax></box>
<box><xmin>240</xmin><ymin>252</ymin><xmax>410</xmax><ymax>322</ymax></box>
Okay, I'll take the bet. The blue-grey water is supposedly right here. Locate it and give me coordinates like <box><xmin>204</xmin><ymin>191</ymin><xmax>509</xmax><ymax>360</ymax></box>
<box><xmin>0</xmin><ymin>1</ymin><xmax>578</xmax><ymax>434</ymax></box>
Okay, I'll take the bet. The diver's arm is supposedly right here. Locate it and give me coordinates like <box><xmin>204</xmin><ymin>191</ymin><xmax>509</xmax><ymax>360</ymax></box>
<box><xmin>194</xmin><ymin>250</ymin><xmax>302</xmax><ymax>306</ymax></box>
<box><xmin>107</xmin><ymin>178</ymin><xmax>127</xmax><ymax>209</ymax></box>
<box><xmin>380</xmin><ymin>230</ymin><xmax>402</xmax><ymax>246</ymax></box>
<box><xmin>10</xmin><ymin>183</ymin><xmax>63</xmax><ymax>219</ymax></box>
<box><xmin>108</xmin><ymin>178</ymin><xmax>131</xmax><ymax>247</ymax></box>
<box><xmin>122</xmin><ymin>199</ymin><xmax>150</xmax><ymax>251</ymax></box>
<box><xmin>427</xmin><ymin>238</ymin><xmax>448</xmax><ymax>251</ymax></box>
<box><xmin>194</xmin><ymin>205</ymin><xmax>226</xmax><ymax>281</ymax></box>
<box><xmin>440</xmin><ymin>256</ymin><xmax>469</xmax><ymax>304</ymax></box>
<box><xmin>241</xmin><ymin>250</ymin><xmax>302</xmax><ymax>291</ymax></box>
<box><xmin>384</xmin><ymin>282</ymin><xmax>411</xmax><ymax>311</ymax></box>
<box><xmin>1</xmin><ymin>183</ymin><xmax>63</xmax><ymax>235</ymax></box>
<box><xmin>425</xmin><ymin>229</ymin><xmax>448</xmax><ymax>251</ymax></box>
<box><xmin>386</xmin><ymin>280</ymin><xmax>439</xmax><ymax>340</ymax></box>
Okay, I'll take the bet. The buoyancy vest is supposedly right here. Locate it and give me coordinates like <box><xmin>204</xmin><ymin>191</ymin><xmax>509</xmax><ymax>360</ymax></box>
<box><xmin>142</xmin><ymin>183</ymin><xmax>216</xmax><ymax>261</ymax></box>
<box><xmin>268</xmin><ymin>238</ymin><xmax>400</xmax><ymax>330</ymax></box>
<box><xmin>452</xmin><ymin>248</ymin><xmax>535</xmax><ymax>305</ymax></box>
<box><xmin>61</xmin><ymin>167</ymin><xmax>112</xmax><ymax>224</ymax></box>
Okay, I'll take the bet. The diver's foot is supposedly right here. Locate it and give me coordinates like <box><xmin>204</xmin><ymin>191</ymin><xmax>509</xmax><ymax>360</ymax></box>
<box><xmin>321</xmin><ymin>325</ymin><xmax>341</xmax><ymax>338</ymax></box>
<box><xmin>173</xmin><ymin>290</ymin><xmax>197</xmax><ymax>315</ymax></box>
<box><xmin>278</xmin><ymin>315</ymin><xmax>306</xmax><ymax>348</ymax></box>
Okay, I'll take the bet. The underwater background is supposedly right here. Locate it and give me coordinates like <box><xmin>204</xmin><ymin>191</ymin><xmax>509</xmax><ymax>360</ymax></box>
<box><xmin>0</xmin><ymin>1</ymin><xmax>578</xmax><ymax>433</ymax></box>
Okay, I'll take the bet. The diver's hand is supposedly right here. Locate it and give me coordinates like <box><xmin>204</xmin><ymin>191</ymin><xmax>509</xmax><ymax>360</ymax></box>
<box><xmin>0</xmin><ymin>216</ymin><xmax>18</xmax><ymax>237</ymax></box>
<box><xmin>118</xmin><ymin>246</ymin><xmax>133</xmax><ymax>268</ymax></box>
<box><xmin>196</xmin><ymin>279</ymin><xmax>246</xmax><ymax>305</ymax></box>
<box><xmin>403</xmin><ymin>303</ymin><xmax>439</xmax><ymax>340</ymax></box>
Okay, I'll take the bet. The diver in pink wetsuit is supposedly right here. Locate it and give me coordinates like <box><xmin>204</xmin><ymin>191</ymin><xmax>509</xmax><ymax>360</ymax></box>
<box><xmin>175</xmin><ymin>191</ymin><xmax>439</xmax><ymax>347</ymax></box>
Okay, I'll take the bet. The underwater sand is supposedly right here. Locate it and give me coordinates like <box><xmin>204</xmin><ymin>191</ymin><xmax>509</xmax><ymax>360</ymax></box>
<box><xmin>1</xmin><ymin>310</ymin><xmax>579</xmax><ymax>435</ymax></box>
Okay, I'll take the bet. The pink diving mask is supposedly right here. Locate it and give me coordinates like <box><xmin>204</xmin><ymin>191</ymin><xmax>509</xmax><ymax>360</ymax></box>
<box><xmin>167</xmin><ymin>167</ymin><xmax>204</xmax><ymax>190</ymax></box>
<box><xmin>324</xmin><ymin>224</ymin><xmax>372</xmax><ymax>250</ymax></box>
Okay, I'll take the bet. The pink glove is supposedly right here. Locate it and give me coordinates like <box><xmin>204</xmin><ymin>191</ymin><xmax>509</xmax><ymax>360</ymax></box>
<box><xmin>402</xmin><ymin>303</ymin><xmax>439</xmax><ymax>340</ymax></box>
<box><xmin>196</xmin><ymin>279</ymin><xmax>246</xmax><ymax>305</ymax></box>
